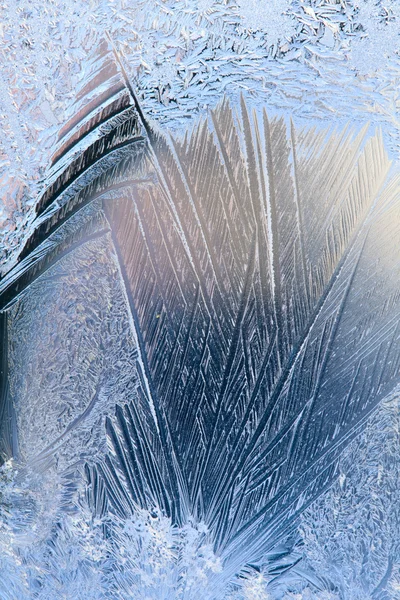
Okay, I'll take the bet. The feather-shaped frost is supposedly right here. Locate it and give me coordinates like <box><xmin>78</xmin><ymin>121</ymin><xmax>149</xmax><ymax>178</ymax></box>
<box><xmin>0</xmin><ymin>43</ymin><xmax>399</xmax><ymax>597</ymax></box>
<box><xmin>101</xmin><ymin>99</ymin><xmax>400</xmax><ymax>579</ymax></box>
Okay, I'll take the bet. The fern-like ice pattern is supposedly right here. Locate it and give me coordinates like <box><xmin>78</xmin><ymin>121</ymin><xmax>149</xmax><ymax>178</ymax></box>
<box><xmin>0</xmin><ymin>44</ymin><xmax>399</xmax><ymax>599</ymax></box>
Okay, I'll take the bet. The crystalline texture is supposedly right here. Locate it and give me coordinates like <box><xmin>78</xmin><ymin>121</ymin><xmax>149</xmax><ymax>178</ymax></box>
<box><xmin>0</xmin><ymin>42</ymin><xmax>399</xmax><ymax>599</ymax></box>
<box><xmin>4</xmin><ymin>0</ymin><xmax>400</xmax><ymax>274</ymax></box>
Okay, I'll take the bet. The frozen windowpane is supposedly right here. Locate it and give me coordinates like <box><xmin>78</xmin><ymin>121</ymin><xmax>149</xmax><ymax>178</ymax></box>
<box><xmin>0</xmin><ymin>37</ymin><xmax>399</xmax><ymax>600</ymax></box>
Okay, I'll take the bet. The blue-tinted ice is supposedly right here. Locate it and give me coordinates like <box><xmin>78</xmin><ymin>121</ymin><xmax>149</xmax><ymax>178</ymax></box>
<box><xmin>0</xmin><ymin>42</ymin><xmax>399</xmax><ymax>600</ymax></box>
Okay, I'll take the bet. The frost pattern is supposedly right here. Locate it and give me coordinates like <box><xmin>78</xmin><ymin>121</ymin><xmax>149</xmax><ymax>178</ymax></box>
<box><xmin>236</xmin><ymin>0</ymin><xmax>295</xmax><ymax>47</ymax></box>
<box><xmin>7</xmin><ymin>223</ymin><xmax>138</xmax><ymax>465</ymax></box>
<box><xmin>351</xmin><ymin>0</ymin><xmax>400</xmax><ymax>74</ymax></box>
<box><xmin>2</xmin><ymin>387</ymin><xmax>400</xmax><ymax>600</ymax></box>
<box><xmin>1</xmin><ymin>81</ymin><xmax>400</xmax><ymax>599</ymax></box>
<box><xmin>3</xmin><ymin>0</ymin><xmax>400</xmax><ymax>267</ymax></box>
<box><xmin>0</xmin><ymin>485</ymin><xmax>224</xmax><ymax>600</ymax></box>
<box><xmin>298</xmin><ymin>392</ymin><xmax>400</xmax><ymax>599</ymax></box>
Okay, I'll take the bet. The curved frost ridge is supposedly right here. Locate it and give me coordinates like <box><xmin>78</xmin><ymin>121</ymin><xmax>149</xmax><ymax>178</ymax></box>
<box><xmin>4</xmin><ymin>0</ymin><xmax>400</xmax><ymax>270</ymax></box>
<box><xmin>0</xmin><ymin>49</ymin><xmax>400</xmax><ymax>598</ymax></box>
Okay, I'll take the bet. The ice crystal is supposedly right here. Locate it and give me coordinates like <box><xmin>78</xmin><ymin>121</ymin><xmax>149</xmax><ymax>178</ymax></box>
<box><xmin>298</xmin><ymin>393</ymin><xmax>400</xmax><ymax>599</ymax></box>
<box><xmin>1</xmin><ymin>3</ymin><xmax>400</xmax><ymax>599</ymax></box>
<box><xmin>2</xmin><ymin>0</ymin><xmax>400</xmax><ymax>268</ymax></box>
<box><xmin>240</xmin><ymin>573</ymin><xmax>270</xmax><ymax>600</ymax></box>
<box><xmin>109</xmin><ymin>510</ymin><xmax>223</xmax><ymax>599</ymax></box>
<box><xmin>236</xmin><ymin>0</ymin><xmax>295</xmax><ymax>47</ymax></box>
<box><xmin>351</xmin><ymin>0</ymin><xmax>400</xmax><ymax>74</ymax></box>
<box><xmin>1</xmin><ymin>73</ymin><xmax>399</xmax><ymax>597</ymax></box>
<box><xmin>0</xmin><ymin>486</ymin><xmax>229</xmax><ymax>600</ymax></box>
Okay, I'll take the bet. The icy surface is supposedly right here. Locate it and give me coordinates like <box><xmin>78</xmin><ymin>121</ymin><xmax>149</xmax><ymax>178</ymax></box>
<box><xmin>3</xmin><ymin>0</ymin><xmax>400</xmax><ymax>267</ymax></box>
<box><xmin>299</xmin><ymin>392</ymin><xmax>400</xmax><ymax>599</ymax></box>
<box><xmin>1</xmin><ymin>88</ymin><xmax>399</xmax><ymax>598</ymax></box>
<box><xmin>7</xmin><ymin>218</ymin><xmax>138</xmax><ymax>465</ymax></box>
<box><xmin>1</xmin><ymin>2</ymin><xmax>400</xmax><ymax>599</ymax></box>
